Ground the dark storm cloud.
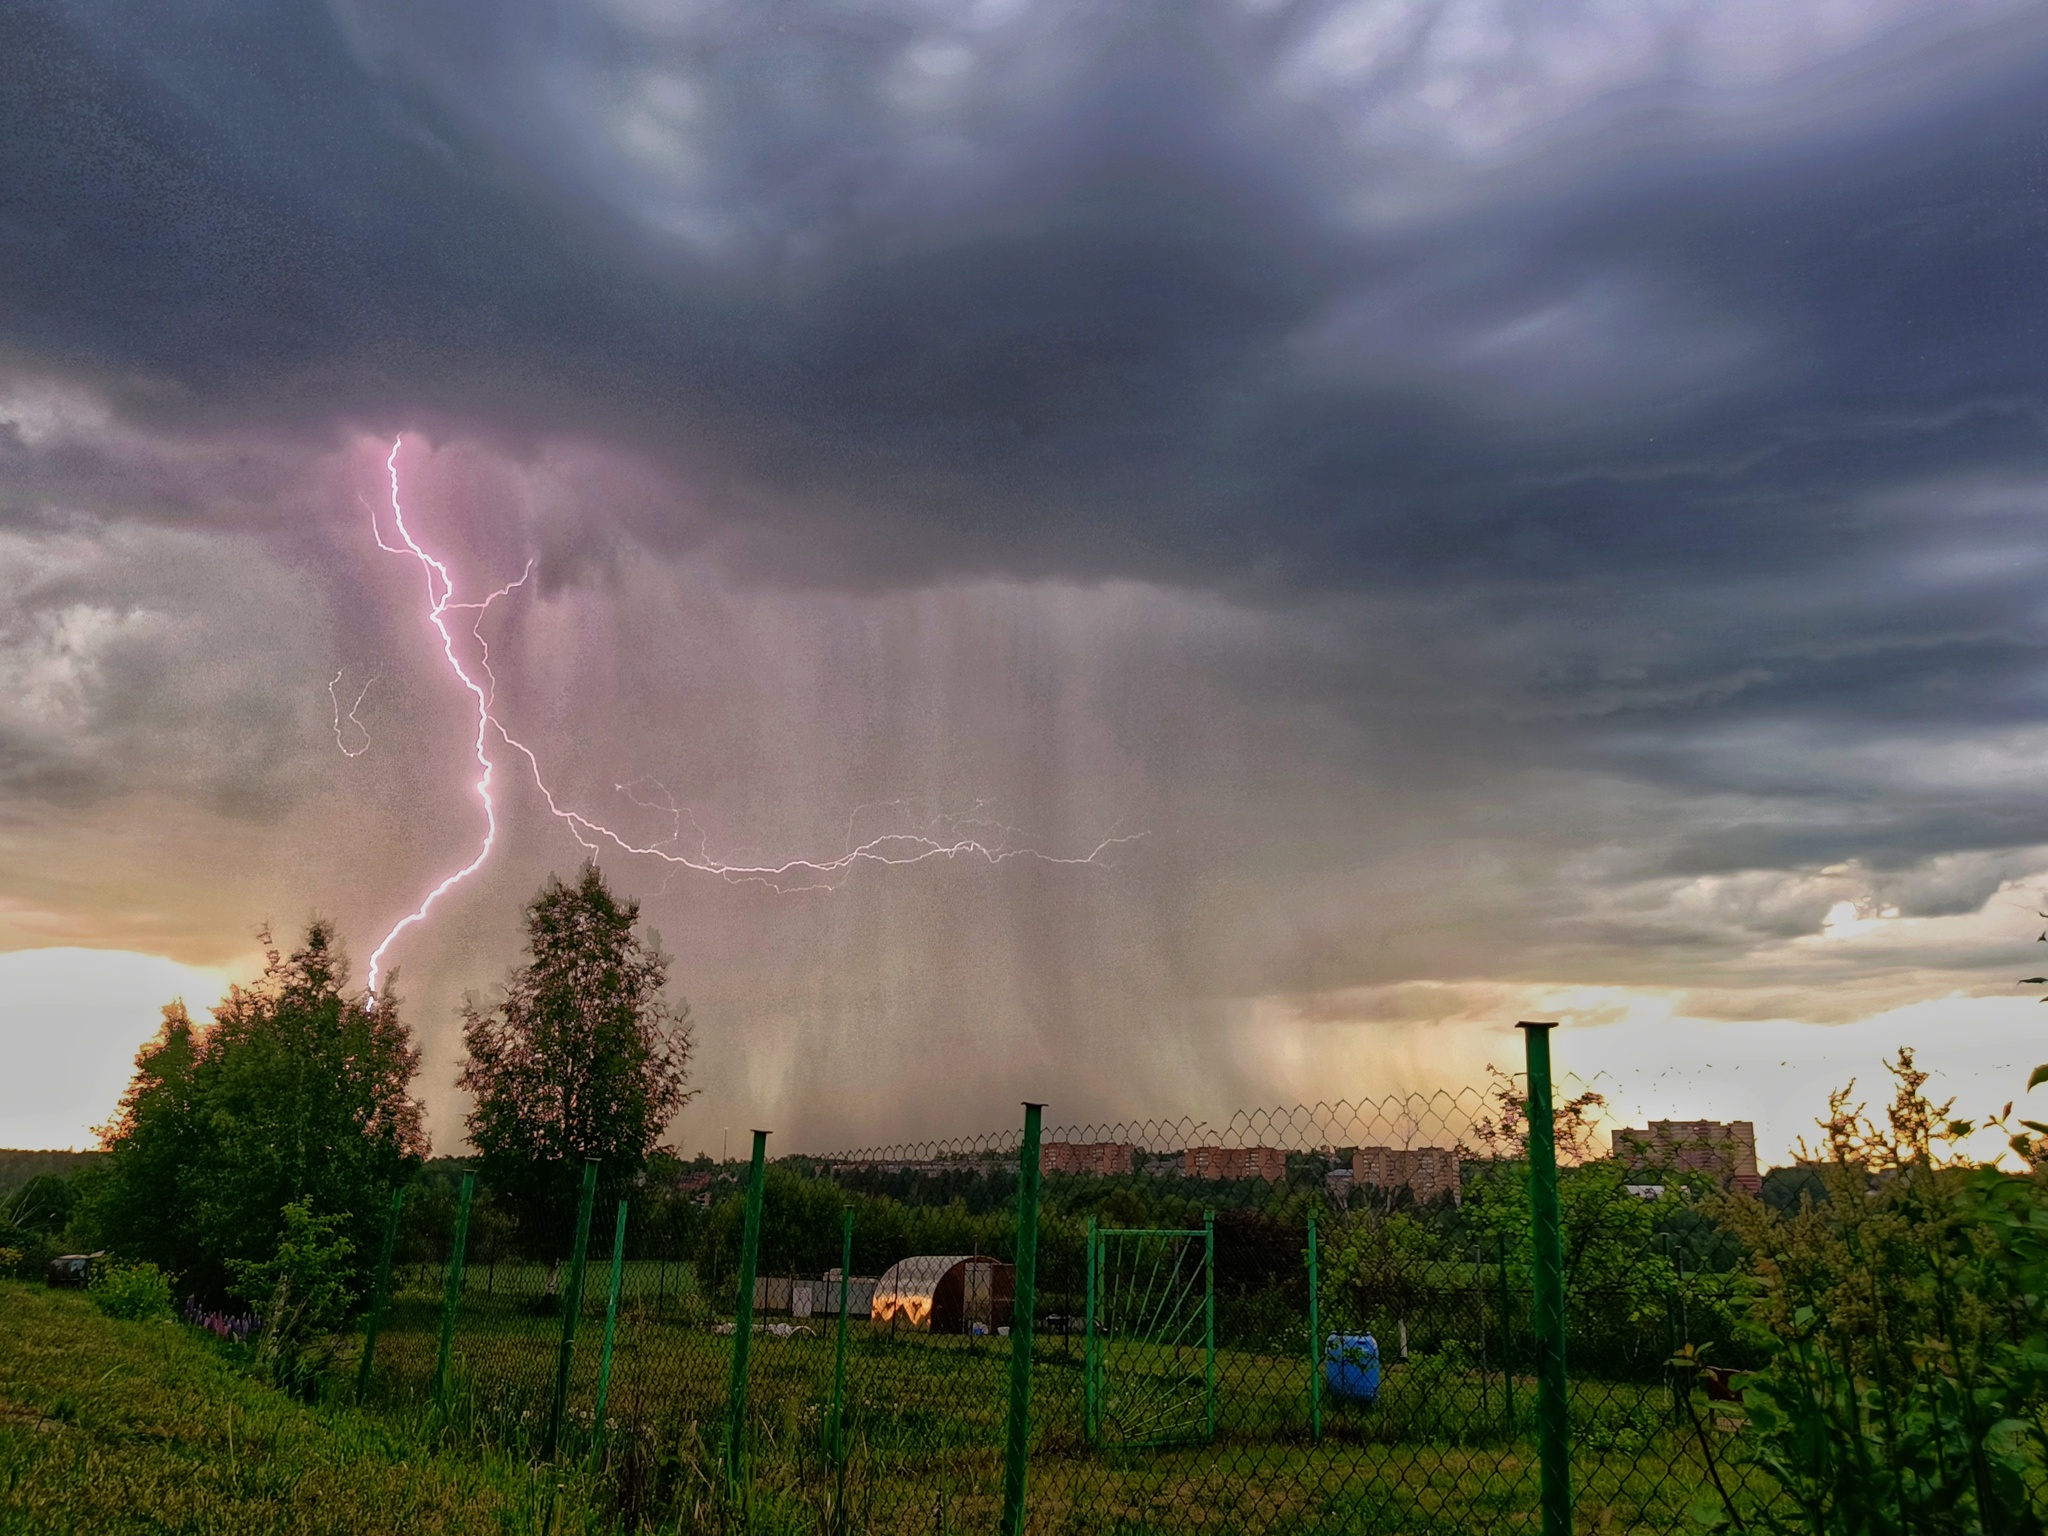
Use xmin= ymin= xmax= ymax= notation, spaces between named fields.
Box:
xmin=12 ymin=0 xmax=2048 ymax=1017
xmin=10 ymin=0 xmax=2048 ymax=600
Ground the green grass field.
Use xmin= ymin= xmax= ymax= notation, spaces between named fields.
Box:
xmin=363 ymin=1264 xmax=1779 ymax=1535
xmin=0 ymin=1282 xmax=615 ymax=1536
xmin=0 ymin=1266 xmax=1777 ymax=1534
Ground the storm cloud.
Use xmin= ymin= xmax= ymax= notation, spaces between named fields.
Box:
xmin=7 ymin=0 xmax=2048 ymax=1149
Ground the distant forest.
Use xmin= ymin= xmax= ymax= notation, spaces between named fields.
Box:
xmin=0 ymin=1150 xmax=101 ymax=1199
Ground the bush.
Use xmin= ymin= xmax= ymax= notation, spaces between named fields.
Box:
xmin=89 ymin=1259 xmax=173 ymax=1320
xmin=1705 ymin=1050 xmax=2048 ymax=1532
xmin=228 ymin=1199 xmax=358 ymax=1394
xmin=0 ymin=1221 xmax=58 ymax=1281
xmin=6 ymin=1172 xmax=79 ymax=1235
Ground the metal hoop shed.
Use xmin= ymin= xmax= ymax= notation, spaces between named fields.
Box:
xmin=871 ymin=1254 xmax=1015 ymax=1333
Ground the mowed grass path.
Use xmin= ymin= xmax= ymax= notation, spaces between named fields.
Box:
xmin=0 ymin=1283 xmax=608 ymax=1536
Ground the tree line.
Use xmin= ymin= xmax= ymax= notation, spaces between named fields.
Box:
xmin=2 ymin=865 xmax=692 ymax=1348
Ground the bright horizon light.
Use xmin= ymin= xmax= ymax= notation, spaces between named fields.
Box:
xmin=0 ymin=948 xmax=232 ymax=1151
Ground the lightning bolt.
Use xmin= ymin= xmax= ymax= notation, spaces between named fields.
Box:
xmin=328 ymin=671 xmax=374 ymax=758
xmin=363 ymin=434 xmax=1142 ymax=995
xmin=363 ymin=436 xmax=527 ymax=995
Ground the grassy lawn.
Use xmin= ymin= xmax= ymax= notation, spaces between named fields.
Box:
xmin=365 ymin=1277 xmax=1776 ymax=1535
xmin=0 ymin=1283 xmax=610 ymax=1536
xmin=0 ymin=1270 xmax=1777 ymax=1535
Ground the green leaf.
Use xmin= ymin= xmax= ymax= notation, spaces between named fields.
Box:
xmin=1985 ymin=1418 xmax=2038 ymax=1463
xmin=1685 ymin=1496 xmax=1733 ymax=1530
xmin=2030 ymin=1064 xmax=2048 ymax=1090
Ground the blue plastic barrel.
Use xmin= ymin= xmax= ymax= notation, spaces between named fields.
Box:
xmin=1324 ymin=1333 xmax=1380 ymax=1405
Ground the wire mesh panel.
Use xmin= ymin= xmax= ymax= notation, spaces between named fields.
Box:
xmin=1019 ymin=1087 xmax=1769 ymax=1534
xmin=1087 ymin=1224 xmax=1213 ymax=1449
xmin=347 ymin=1074 xmax=1812 ymax=1533
xmin=802 ymin=1131 xmax=1024 ymax=1535
xmin=1552 ymin=1141 xmax=1792 ymax=1533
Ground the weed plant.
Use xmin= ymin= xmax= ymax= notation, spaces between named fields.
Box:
xmin=86 ymin=1258 xmax=171 ymax=1321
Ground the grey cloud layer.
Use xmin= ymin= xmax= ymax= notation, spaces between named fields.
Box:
xmin=12 ymin=1 xmax=2048 ymax=583
xmin=7 ymin=0 xmax=2048 ymax=1135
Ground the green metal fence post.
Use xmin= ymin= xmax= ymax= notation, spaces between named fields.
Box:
xmin=1520 ymin=1020 xmax=1574 ymax=1536
xmin=829 ymin=1206 xmax=854 ymax=1522
xmin=725 ymin=1130 xmax=769 ymax=1508
xmin=433 ymin=1172 xmax=475 ymax=1411
xmin=1000 ymin=1103 xmax=1044 ymax=1536
xmin=1307 ymin=1213 xmax=1322 ymax=1445
xmin=1498 ymin=1230 xmax=1516 ymax=1432
xmin=591 ymin=1198 xmax=628 ymax=1446
xmin=543 ymin=1159 xmax=600 ymax=1460
xmin=1083 ymin=1215 xmax=1099 ymax=1448
xmin=355 ymin=1184 xmax=406 ymax=1404
xmin=1203 ymin=1208 xmax=1217 ymax=1444
xmin=1475 ymin=1246 xmax=1492 ymax=1421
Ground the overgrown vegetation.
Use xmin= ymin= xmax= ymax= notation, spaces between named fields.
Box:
xmin=0 ymin=1281 xmax=617 ymax=1535
xmin=1700 ymin=1051 xmax=2048 ymax=1533
xmin=0 ymin=1169 xmax=86 ymax=1283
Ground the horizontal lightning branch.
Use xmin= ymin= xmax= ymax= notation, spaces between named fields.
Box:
xmin=361 ymin=434 xmax=1142 ymax=994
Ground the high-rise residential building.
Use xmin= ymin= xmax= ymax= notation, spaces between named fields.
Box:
xmin=1040 ymin=1141 xmax=1137 ymax=1177
xmin=1352 ymin=1145 xmax=1463 ymax=1205
xmin=1183 ymin=1145 xmax=1288 ymax=1183
xmin=1611 ymin=1120 xmax=1762 ymax=1195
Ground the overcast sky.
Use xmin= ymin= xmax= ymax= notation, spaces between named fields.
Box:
xmin=8 ymin=0 xmax=2048 ymax=1156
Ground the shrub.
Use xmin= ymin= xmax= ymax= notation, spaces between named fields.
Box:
xmin=6 ymin=1172 xmax=79 ymax=1235
xmin=228 ymin=1199 xmax=358 ymax=1394
xmin=89 ymin=1259 xmax=173 ymax=1320
xmin=1705 ymin=1050 xmax=2048 ymax=1532
xmin=0 ymin=1221 xmax=58 ymax=1281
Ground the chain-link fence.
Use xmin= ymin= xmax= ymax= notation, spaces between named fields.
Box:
xmin=353 ymin=1032 xmax=1791 ymax=1533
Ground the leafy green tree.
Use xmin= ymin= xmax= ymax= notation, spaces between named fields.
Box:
xmin=90 ymin=923 xmax=427 ymax=1301
xmin=459 ymin=865 xmax=694 ymax=1260
xmin=87 ymin=1001 xmax=206 ymax=1279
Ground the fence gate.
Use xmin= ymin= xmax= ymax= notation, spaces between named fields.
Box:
xmin=1085 ymin=1220 xmax=1215 ymax=1448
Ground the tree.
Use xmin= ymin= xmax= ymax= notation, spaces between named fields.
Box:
xmin=89 ymin=923 xmax=428 ymax=1302
xmin=87 ymin=1001 xmax=206 ymax=1279
xmin=459 ymin=864 xmax=694 ymax=1259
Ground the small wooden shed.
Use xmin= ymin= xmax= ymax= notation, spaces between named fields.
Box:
xmin=870 ymin=1255 xmax=1015 ymax=1333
